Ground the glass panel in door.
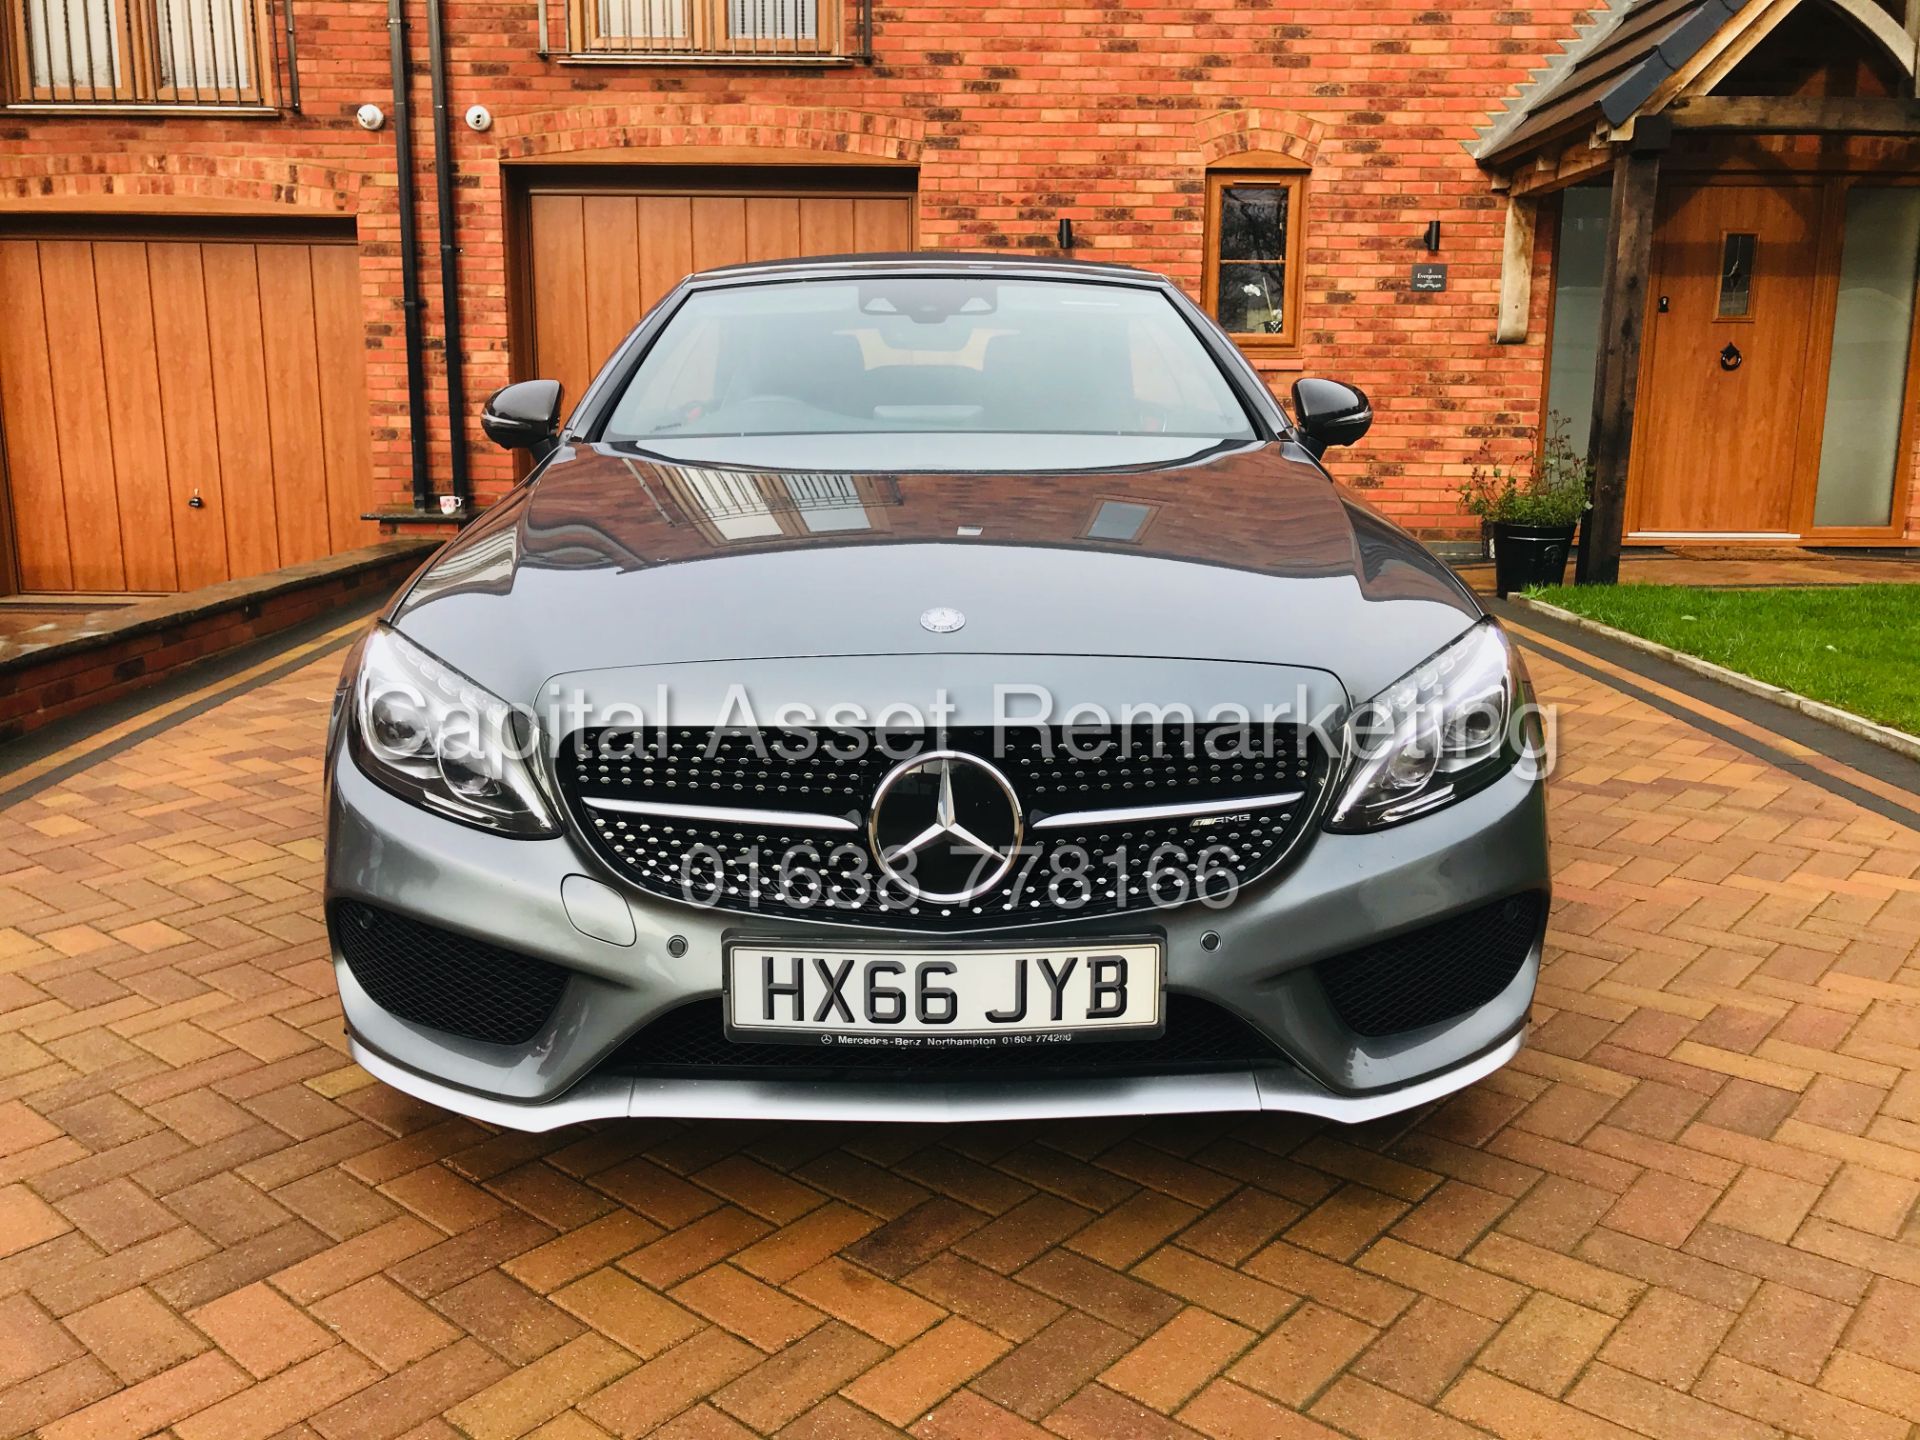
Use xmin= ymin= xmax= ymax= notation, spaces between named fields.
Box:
xmin=1546 ymin=186 xmax=1611 ymax=459
xmin=1813 ymin=188 xmax=1920 ymax=529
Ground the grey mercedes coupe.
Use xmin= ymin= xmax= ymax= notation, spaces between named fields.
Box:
xmin=324 ymin=254 xmax=1549 ymax=1129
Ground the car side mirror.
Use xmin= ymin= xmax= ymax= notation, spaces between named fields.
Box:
xmin=1291 ymin=378 xmax=1373 ymax=457
xmin=482 ymin=379 xmax=564 ymax=461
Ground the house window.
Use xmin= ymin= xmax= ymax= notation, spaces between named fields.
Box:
xmin=7 ymin=0 xmax=274 ymax=105
xmin=591 ymin=0 xmax=691 ymax=46
xmin=574 ymin=0 xmax=844 ymax=57
xmin=669 ymin=467 xmax=890 ymax=545
xmin=1204 ymin=170 xmax=1307 ymax=350
xmin=731 ymin=0 xmax=816 ymax=40
xmin=1084 ymin=500 xmax=1156 ymax=543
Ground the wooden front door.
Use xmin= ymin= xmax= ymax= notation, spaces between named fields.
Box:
xmin=1628 ymin=181 xmax=1827 ymax=537
xmin=0 ymin=218 xmax=377 ymax=594
xmin=517 ymin=167 xmax=917 ymax=411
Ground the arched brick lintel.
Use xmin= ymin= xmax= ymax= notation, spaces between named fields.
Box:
xmin=1196 ymin=109 xmax=1325 ymax=168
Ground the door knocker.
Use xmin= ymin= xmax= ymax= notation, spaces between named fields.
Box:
xmin=1719 ymin=342 xmax=1744 ymax=372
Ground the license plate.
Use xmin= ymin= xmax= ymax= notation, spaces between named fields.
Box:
xmin=724 ymin=941 xmax=1164 ymax=1047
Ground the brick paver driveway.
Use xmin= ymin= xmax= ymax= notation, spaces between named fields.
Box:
xmin=3 ymin=626 xmax=1919 ymax=1440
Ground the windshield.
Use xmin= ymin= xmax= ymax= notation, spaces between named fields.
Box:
xmin=600 ymin=276 xmax=1258 ymax=447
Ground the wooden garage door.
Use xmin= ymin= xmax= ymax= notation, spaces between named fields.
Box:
xmin=521 ymin=167 xmax=917 ymax=410
xmin=0 ymin=219 xmax=377 ymax=594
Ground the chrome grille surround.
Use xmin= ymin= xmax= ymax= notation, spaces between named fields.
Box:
xmin=555 ymin=725 xmax=1331 ymax=931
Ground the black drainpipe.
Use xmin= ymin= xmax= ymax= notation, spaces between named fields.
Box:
xmin=425 ymin=0 xmax=471 ymax=509
xmin=386 ymin=0 xmax=432 ymax=511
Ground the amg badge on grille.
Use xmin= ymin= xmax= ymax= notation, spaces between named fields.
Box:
xmin=920 ymin=606 xmax=965 ymax=634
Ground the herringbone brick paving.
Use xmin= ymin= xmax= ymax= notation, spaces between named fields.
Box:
xmin=2 ymin=644 xmax=1919 ymax=1440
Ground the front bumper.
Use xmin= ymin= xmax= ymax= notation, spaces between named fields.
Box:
xmin=326 ymin=739 xmax=1549 ymax=1128
xmin=349 ymin=1028 xmax=1528 ymax=1130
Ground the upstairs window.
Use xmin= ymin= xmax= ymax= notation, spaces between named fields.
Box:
xmin=1203 ymin=169 xmax=1308 ymax=352
xmin=7 ymin=0 xmax=276 ymax=107
xmin=571 ymin=0 xmax=855 ymax=60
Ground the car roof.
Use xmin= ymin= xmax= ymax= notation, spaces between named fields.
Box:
xmin=685 ymin=251 xmax=1168 ymax=284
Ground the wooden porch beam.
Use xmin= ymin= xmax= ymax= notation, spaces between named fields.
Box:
xmin=1504 ymin=140 xmax=1611 ymax=200
xmin=1640 ymin=0 xmax=1799 ymax=118
xmin=1495 ymin=197 xmax=1537 ymax=344
xmin=1910 ymin=0 xmax=1920 ymax=98
xmin=1577 ymin=142 xmax=1663 ymax=587
xmin=1664 ymin=95 xmax=1920 ymax=135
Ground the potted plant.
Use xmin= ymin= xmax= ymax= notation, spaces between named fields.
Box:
xmin=1460 ymin=417 xmax=1593 ymax=597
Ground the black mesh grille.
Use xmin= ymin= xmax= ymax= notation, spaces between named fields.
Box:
xmin=1314 ymin=892 xmax=1546 ymax=1037
xmin=332 ymin=901 xmax=569 ymax=1045
xmin=601 ymin=994 xmax=1291 ymax=1079
xmin=557 ymin=725 xmax=1328 ymax=932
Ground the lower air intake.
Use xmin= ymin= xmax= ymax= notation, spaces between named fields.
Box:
xmin=332 ymin=901 xmax=569 ymax=1046
xmin=602 ymin=994 xmax=1290 ymax=1079
xmin=1313 ymin=892 xmax=1547 ymax=1037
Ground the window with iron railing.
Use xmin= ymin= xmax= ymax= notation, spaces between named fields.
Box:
xmin=6 ymin=0 xmax=279 ymax=107
xmin=550 ymin=0 xmax=870 ymax=61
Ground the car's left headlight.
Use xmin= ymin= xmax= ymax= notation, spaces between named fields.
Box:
xmin=1327 ymin=620 xmax=1535 ymax=832
xmin=347 ymin=625 xmax=559 ymax=837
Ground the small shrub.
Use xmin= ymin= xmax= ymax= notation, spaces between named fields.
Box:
xmin=1460 ymin=416 xmax=1593 ymax=529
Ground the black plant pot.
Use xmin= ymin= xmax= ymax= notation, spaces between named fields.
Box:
xmin=1491 ymin=521 xmax=1576 ymax=598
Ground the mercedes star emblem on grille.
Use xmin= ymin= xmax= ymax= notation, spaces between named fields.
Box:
xmin=920 ymin=606 xmax=965 ymax=634
xmin=868 ymin=751 xmax=1023 ymax=904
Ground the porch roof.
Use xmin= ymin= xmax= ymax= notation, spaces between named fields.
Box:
xmin=1477 ymin=0 xmax=1757 ymax=166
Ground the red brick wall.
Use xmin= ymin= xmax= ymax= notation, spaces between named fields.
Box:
xmin=4 ymin=4 xmax=1632 ymax=542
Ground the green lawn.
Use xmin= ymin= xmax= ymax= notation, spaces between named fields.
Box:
xmin=1528 ymin=584 xmax=1920 ymax=736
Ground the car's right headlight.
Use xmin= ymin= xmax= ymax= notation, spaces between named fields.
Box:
xmin=1327 ymin=620 xmax=1537 ymax=832
xmin=347 ymin=625 xmax=559 ymax=837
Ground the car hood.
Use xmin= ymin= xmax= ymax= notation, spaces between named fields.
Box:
xmin=391 ymin=438 xmax=1482 ymax=706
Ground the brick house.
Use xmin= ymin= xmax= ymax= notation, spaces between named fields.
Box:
xmin=0 ymin=0 xmax=1915 ymax=596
